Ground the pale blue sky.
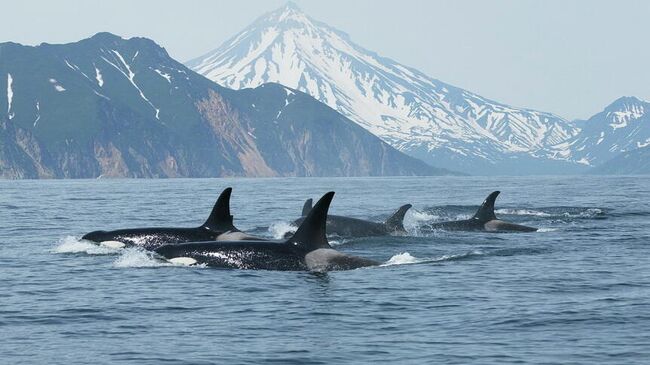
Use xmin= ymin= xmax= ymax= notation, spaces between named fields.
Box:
xmin=2 ymin=0 xmax=648 ymax=120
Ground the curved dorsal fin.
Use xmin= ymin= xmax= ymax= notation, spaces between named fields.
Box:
xmin=203 ymin=187 xmax=237 ymax=232
xmin=287 ymin=192 xmax=334 ymax=252
xmin=301 ymin=198 xmax=313 ymax=216
xmin=385 ymin=204 xmax=412 ymax=232
xmin=472 ymin=191 xmax=500 ymax=221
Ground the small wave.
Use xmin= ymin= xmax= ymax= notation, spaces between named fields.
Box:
xmin=53 ymin=236 xmax=119 ymax=255
xmin=112 ymin=248 xmax=171 ymax=268
xmin=575 ymin=208 xmax=605 ymax=218
xmin=496 ymin=208 xmax=552 ymax=217
xmin=497 ymin=207 xmax=606 ymax=219
xmin=382 ymin=250 xmax=485 ymax=267
xmin=328 ymin=239 xmax=348 ymax=246
xmin=382 ymin=252 xmax=420 ymax=266
xmin=554 ymin=208 xmax=606 ymax=219
xmin=268 ymin=221 xmax=297 ymax=240
xmin=432 ymin=250 xmax=484 ymax=262
xmin=537 ymin=227 xmax=558 ymax=232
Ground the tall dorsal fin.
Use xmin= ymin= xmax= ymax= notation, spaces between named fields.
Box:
xmin=287 ymin=192 xmax=334 ymax=252
xmin=472 ymin=191 xmax=500 ymax=221
xmin=203 ymin=187 xmax=237 ymax=232
xmin=301 ymin=198 xmax=313 ymax=216
xmin=385 ymin=204 xmax=412 ymax=232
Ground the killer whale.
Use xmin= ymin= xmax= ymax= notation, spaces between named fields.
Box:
xmin=290 ymin=198 xmax=412 ymax=238
xmin=82 ymin=187 xmax=242 ymax=249
xmin=422 ymin=191 xmax=537 ymax=232
xmin=155 ymin=192 xmax=380 ymax=271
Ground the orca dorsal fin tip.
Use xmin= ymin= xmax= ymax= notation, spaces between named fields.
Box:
xmin=385 ymin=203 xmax=413 ymax=232
xmin=203 ymin=187 xmax=237 ymax=232
xmin=301 ymin=198 xmax=313 ymax=216
xmin=473 ymin=191 xmax=499 ymax=222
xmin=288 ymin=192 xmax=334 ymax=252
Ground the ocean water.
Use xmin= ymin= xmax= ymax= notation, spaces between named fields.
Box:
xmin=1 ymin=176 xmax=649 ymax=364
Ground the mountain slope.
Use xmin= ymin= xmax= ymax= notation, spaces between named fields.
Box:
xmin=593 ymin=145 xmax=650 ymax=175
xmin=188 ymin=2 xmax=583 ymax=175
xmin=566 ymin=96 xmax=650 ymax=166
xmin=0 ymin=33 xmax=449 ymax=178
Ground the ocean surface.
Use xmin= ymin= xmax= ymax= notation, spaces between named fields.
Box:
xmin=1 ymin=176 xmax=649 ymax=364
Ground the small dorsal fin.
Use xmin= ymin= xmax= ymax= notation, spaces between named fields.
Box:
xmin=287 ymin=192 xmax=334 ymax=252
xmin=301 ymin=198 xmax=313 ymax=216
xmin=385 ymin=204 xmax=412 ymax=232
xmin=203 ymin=187 xmax=237 ymax=232
xmin=472 ymin=191 xmax=500 ymax=221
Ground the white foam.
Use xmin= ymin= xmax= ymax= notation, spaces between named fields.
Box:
xmin=112 ymin=248 xmax=169 ymax=268
xmin=407 ymin=209 xmax=440 ymax=222
xmin=382 ymin=252 xmax=420 ymax=266
xmin=404 ymin=209 xmax=439 ymax=228
xmin=53 ymin=236 xmax=119 ymax=255
xmin=496 ymin=208 xmax=551 ymax=217
xmin=382 ymin=250 xmax=484 ymax=267
xmin=580 ymin=208 xmax=604 ymax=218
xmin=537 ymin=228 xmax=558 ymax=232
xmin=327 ymin=239 xmax=347 ymax=247
xmin=268 ymin=221 xmax=297 ymax=239
xmin=404 ymin=209 xmax=442 ymax=235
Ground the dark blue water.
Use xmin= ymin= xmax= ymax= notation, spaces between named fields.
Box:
xmin=1 ymin=176 xmax=649 ymax=364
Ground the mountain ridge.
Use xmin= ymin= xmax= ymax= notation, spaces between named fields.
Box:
xmin=0 ymin=32 xmax=451 ymax=178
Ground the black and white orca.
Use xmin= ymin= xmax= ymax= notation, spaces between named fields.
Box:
xmin=289 ymin=198 xmax=412 ymax=238
xmin=82 ymin=187 xmax=243 ymax=249
xmin=155 ymin=192 xmax=380 ymax=271
xmin=422 ymin=191 xmax=537 ymax=232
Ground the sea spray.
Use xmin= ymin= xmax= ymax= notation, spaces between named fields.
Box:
xmin=268 ymin=221 xmax=297 ymax=240
xmin=53 ymin=236 xmax=120 ymax=255
xmin=382 ymin=252 xmax=420 ymax=266
xmin=113 ymin=248 xmax=170 ymax=268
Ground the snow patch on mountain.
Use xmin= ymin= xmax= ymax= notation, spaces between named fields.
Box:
xmin=6 ymin=73 xmax=13 ymax=119
xmin=153 ymin=68 xmax=172 ymax=83
xmin=33 ymin=101 xmax=40 ymax=127
xmin=104 ymin=50 xmax=159 ymax=119
xmin=94 ymin=65 xmax=104 ymax=87
xmin=49 ymin=78 xmax=66 ymax=92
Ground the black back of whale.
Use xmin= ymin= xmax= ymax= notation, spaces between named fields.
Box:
xmin=155 ymin=192 xmax=379 ymax=271
xmin=294 ymin=198 xmax=412 ymax=237
xmin=82 ymin=187 xmax=240 ymax=249
xmin=423 ymin=191 xmax=537 ymax=232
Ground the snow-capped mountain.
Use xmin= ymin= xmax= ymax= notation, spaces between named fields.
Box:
xmin=187 ymin=2 xmax=582 ymax=174
xmin=566 ymin=96 xmax=650 ymax=166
